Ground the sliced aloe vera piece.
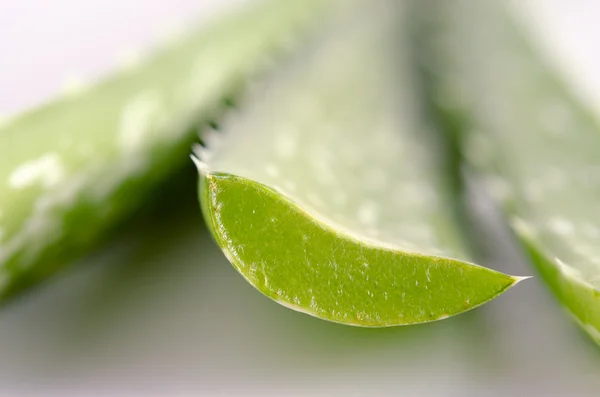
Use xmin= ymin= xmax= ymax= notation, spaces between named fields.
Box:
xmin=0 ymin=0 xmax=333 ymax=300
xmin=416 ymin=1 xmax=600 ymax=342
xmin=195 ymin=0 xmax=521 ymax=327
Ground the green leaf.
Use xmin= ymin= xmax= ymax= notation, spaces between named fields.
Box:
xmin=196 ymin=0 xmax=522 ymax=327
xmin=416 ymin=1 xmax=600 ymax=343
xmin=0 ymin=0 xmax=332 ymax=300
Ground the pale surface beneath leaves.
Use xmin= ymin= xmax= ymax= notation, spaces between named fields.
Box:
xmin=0 ymin=190 xmax=597 ymax=396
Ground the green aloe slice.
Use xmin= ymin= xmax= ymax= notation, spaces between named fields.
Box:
xmin=416 ymin=1 xmax=600 ymax=342
xmin=195 ymin=0 xmax=522 ymax=327
xmin=0 ymin=0 xmax=333 ymax=300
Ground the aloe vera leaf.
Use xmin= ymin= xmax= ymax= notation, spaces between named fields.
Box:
xmin=416 ymin=0 xmax=600 ymax=342
xmin=0 ymin=0 xmax=334 ymax=300
xmin=195 ymin=0 xmax=522 ymax=327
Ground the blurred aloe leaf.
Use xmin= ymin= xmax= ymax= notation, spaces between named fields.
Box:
xmin=196 ymin=0 xmax=522 ymax=327
xmin=0 ymin=0 xmax=335 ymax=301
xmin=415 ymin=0 xmax=600 ymax=343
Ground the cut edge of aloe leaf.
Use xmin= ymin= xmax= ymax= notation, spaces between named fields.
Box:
xmin=195 ymin=166 xmax=525 ymax=328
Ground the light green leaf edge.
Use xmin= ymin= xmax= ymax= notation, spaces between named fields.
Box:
xmin=414 ymin=0 xmax=600 ymax=343
xmin=195 ymin=0 xmax=523 ymax=327
xmin=0 ymin=0 xmax=333 ymax=301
